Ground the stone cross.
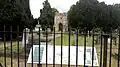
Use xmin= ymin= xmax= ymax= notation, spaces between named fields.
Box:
xmin=34 ymin=21 xmax=42 ymax=32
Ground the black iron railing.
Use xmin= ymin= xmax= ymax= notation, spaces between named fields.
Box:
xmin=0 ymin=25 xmax=120 ymax=67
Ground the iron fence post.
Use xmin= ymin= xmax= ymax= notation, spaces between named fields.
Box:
xmin=37 ymin=64 xmax=42 ymax=67
xmin=102 ymin=34 xmax=109 ymax=67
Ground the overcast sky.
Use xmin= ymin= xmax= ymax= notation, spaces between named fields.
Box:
xmin=30 ymin=0 xmax=120 ymax=18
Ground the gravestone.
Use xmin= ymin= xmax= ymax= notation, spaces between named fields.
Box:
xmin=22 ymin=28 xmax=30 ymax=47
xmin=96 ymin=36 xmax=101 ymax=45
xmin=112 ymin=34 xmax=117 ymax=45
xmin=108 ymin=36 xmax=117 ymax=45
xmin=108 ymin=38 xmax=111 ymax=44
xmin=47 ymin=28 xmax=52 ymax=36
xmin=93 ymin=28 xmax=102 ymax=45
xmin=47 ymin=28 xmax=51 ymax=33
xmin=27 ymin=45 xmax=99 ymax=67
xmin=34 ymin=21 xmax=42 ymax=32
xmin=33 ymin=21 xmax=44 ymax=38
xmin=74 ymin=31 xmax=77 ymax=46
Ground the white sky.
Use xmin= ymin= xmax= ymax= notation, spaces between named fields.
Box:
xmin=30 ymin=0 xmax=120 ymax=18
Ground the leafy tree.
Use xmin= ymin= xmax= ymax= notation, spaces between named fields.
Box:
xmin=0 ymin=0 xmax=7 ymax=8
xmin=0 ymin=0 xmax=33 ymax=40
xmin=68 ymin=0 xmax=99 ymax=31
xmin=31 ymin=18 xmax=38 ymax=28
xmin=52 ymin=8 xmax=59 ymax=15
xmin=39 ymin=0 xmax=58 ymax=31
xmin=39 ymin=0 xmax=53 ymax=29
xmin=68 ymin=0 xmax=120 ymax=33
xmin=110 ymin=4 xmax=120 ymax=27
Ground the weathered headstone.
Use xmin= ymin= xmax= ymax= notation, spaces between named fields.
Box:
xmin=47 ymin=28 xmax=51 ymax=33
xmin=96 ymin=36 xmax=101 ymax=45
xmin=108 ymin=38 xmax=111 ymax=44
xmin=74 ymin=31 xmax=77 ymax=46
xmin=27 ymin=45 xmax=99 ymax=67
xmin=22 ymin=28 xmax=30 ymax=47
xmin=108 ymin=37 xmax=117 ymax=45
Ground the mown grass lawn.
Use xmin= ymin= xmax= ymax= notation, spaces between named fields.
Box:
xmin=0 ymin=43 xmax=23 ymax=53
xmin=0 ymin=41 xmax=25 ymax=67
xmin=51 ymin=34 xmax=93 ymax=46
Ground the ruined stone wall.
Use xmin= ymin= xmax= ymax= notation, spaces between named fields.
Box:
xmin=54 ymin=12 xmax=68 ymax=32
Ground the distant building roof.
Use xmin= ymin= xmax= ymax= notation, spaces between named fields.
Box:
xmin=55 ymin=12 xmax=67 ymax=16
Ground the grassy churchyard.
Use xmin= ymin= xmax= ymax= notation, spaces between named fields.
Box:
xmin=0 ymin=34 xmax=119 ymax=67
